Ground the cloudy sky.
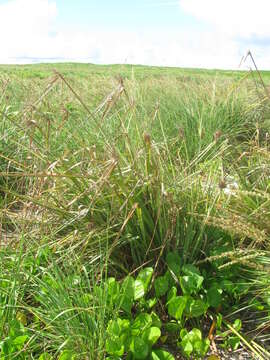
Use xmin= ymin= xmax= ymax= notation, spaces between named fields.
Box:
xmin=0 ymin=0 xmax=270 ymax=69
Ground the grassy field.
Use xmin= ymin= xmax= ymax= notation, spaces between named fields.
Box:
xmin=0 ymin=63 xmax=270 ymax=359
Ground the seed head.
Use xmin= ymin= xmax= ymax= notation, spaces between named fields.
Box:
xmin=219 ymin=180 xmax=226 ymax=189
xmin=214 ymin=130 xmax=222 ymax=141
xmin=143 ymin=132 xmax=151 ymax=145
xmin=178 ymin=127 xmax=185 ymax=139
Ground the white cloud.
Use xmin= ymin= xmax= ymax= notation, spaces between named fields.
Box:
xmin=179 ymin=0 xmax=270 ymax=69
xmin=0 ymin=0 xmax=57 ymax=62
xmin=0 ymin=0 xmax=269 ymax=69
xmin=179 ymin=0 xmax=270 ymax=38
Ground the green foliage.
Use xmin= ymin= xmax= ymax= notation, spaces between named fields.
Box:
xmin=120 ymin=276 xmax=135 ymax=313
xmin=104 ymin=259 xmax=251 ymax=359
xmin=167 ymin=296 xmax=188 ymax=321
xmin=178 ymin=328 xmax=210 ymax=358
xmin=216 ymin=318 xmax=243 ymax=352
xmin=39 ymin=353 xmax=53 ymax=360
xmin=207 ymin=285 xmax=222 ymax=308
xmin=185 ymin=297 xmax=208 ymax=318
xmin=130 ymin=337 xmax=149 ymax=359
xmin=0 ymin=64 xmax=269 ymax=359
xmin=0 ymin=319 xmax=29 ymax=359
xmin=134 ymin=268 xmax=153 ymax=301
xmin=179 ymin=265 xmax=204 ymax=295
xmin=166 ymin=252 xmax=182 ymax=277
xmin=105 ymin=269 xmax=165 ymax=359
xmin=58 ymin=351 xmax=76 ymax=360
xmin=106 ymin=313 xmax=161 ymax=359
xmin=137 ymin=268 xmax=154 ymax=293
xmin=150 ymin=349 xmax=175 ymax=360
xmin=154 ymin=276 xmax=169 ymax=298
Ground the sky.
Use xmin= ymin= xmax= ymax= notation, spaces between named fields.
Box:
xmin=0 ymin=0 xmax=270 ymax=69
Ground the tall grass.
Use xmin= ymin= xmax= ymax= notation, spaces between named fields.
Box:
xmin=0 ymin=64 xmax=269 ymax=358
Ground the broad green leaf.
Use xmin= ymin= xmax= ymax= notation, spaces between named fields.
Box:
xmin=180 ymin=328 xmax=188 ymax=339
xmin=119 ymin=319 xmax=131 ymax=333
xmin=140 ymin=297 xmax=157 ymax=309
xmin=106 ymin=338 xmax=125 ymax=357
xmin=107 ymin=319 xmax=121 ymax=337
xmin=150 ymin=312 xmax=162 ymax=329
xmin=163 ymin=321 xmax=181 ymax=333
xmin=185 ymin=298 xmax=208 ymax=318
xmin=193 ymin=340 xmax=205 ymax=355
xmin=180 ymin=264 xmax=203 ymax=295
xmin=180 ymin=339 xmax=193 ymax=357
xmin=227 ymin=336 xmax=240 ymax=351
xmin=121 ymin=331 xmax=132 ymax=352
xmin=132 ymin=313 xmax=152 ymax=335
xmin=207 ymin=286 xmax=222 ymax=308
xmin=166 ymin=252 xmax=181 ymax=276
xmin=194 ymin=338 xmax=210 ymax=356
xmin=120 ymin=276 xmax=135 ymax=313
xmin=130 ymin=337 xmax=149 ymax=359
xmin=233 ymin=319 xmax=242 ymax=331
xmin=134 ymin=280 xmax=145 ymax=300
xmin=180 ymin=328 xmax=201 ymax=343
xmin=107 ymin=318 xmax=130 ymax=337
xmin=136 ymin=267 xmax=153 ymax=293
xmin=167 ymin=296 xmax=187 ymax=321
xmin=13 ymin=335 xmax=29 ymax=347
xmin=166 ymin=286 xmax=177 ymax=304
xmin=146 ymin=298 xmax=157 ymax=309
xmin=187 ymin=328 xmax=202 ymax=341
xmin=154 ymin=276 xmax=169 ymax=298
xmin=182 ymin=264 xmax=201 ymax=276
xmin=150 ymin=349 xmax=175 ymax=360
xmin=179 ymin=275 xmax=204 ymax=295
xmin=142 ymin=327 xmax=161 ymax=346
xmin=179 ymin=328 xmax=208 ymax=357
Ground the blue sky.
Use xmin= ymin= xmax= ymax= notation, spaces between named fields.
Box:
xmin=0 ymin=0 xmax=270 ymax=69
xmin=54 ymin=1 xmax=202 ymax=31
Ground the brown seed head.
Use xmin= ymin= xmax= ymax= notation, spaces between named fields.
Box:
xmin=214 ymin=130 xmax=222 ymax=141
xmin=178 ymin=127 xmax=185 ymax=139
xmin=143 ymin=132 xmax=151 ymax=145
xmin=219 ymin=180 xmax=226 ymax=189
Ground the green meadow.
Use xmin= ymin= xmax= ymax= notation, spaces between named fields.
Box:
xmin=0 ymin=63 xmax=269 ymax=359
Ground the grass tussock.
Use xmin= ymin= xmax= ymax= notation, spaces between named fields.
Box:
xmin=0 ymin=64 xmax=269 ymax=359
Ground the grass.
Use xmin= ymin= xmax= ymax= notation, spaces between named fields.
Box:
xmin=0 ymin=63 xmax=269 ymax=359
